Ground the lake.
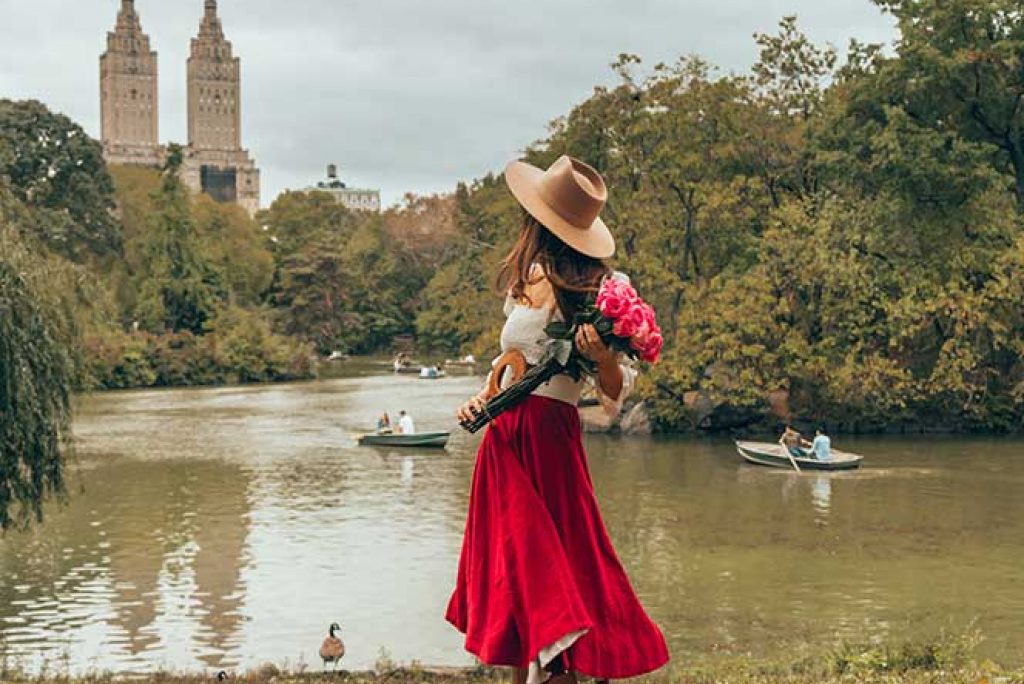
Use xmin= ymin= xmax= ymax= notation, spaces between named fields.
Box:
xmin=2 ymin=360 xmax=1022 ymax=674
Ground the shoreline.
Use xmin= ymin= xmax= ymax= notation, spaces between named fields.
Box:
xmin=70 ymin=360 xmax=1024 ymax=437
xmin=5 ymin=638 xmax=1023 ymax=684
xmin=4 ymin=661 xmax=1021 ymax=684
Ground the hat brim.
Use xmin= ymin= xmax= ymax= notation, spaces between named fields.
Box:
xmin=504 ymin=161 xmax=616 ymax=259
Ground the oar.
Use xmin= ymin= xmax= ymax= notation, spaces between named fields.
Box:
xmin=779 ymin=439 xmax=802 ymax=473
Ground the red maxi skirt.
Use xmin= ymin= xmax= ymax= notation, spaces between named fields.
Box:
xmin=445 ymin=395 xmax=669 ymax=680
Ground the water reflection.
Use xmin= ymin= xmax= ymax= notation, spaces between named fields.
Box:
xmin=1 ymin=369 xmax=1023 ymax=674
xmin=810 ymin=475 xmax=832 ymax=522
xmin=401 ymin=457 xmax=415 ymax=487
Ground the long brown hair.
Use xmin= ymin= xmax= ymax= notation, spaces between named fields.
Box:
xmin=498 ymin=211 xmax=610 ymax=321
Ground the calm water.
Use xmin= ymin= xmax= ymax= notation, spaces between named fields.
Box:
xmin=2 ymin=360 xmax=1022 ymax=674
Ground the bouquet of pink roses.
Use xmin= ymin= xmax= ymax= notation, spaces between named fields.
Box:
xmin=459 ymin=276 xmax=663 ymax=433
xmin=589 ymin=277 xmax=664 ymax=363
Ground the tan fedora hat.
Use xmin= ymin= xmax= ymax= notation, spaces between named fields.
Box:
xmin=504 ymin=155 xmax=615 ymax=259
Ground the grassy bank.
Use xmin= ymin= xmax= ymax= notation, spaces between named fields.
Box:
xmin=4 ymin=637 xmax=1023 ymax=684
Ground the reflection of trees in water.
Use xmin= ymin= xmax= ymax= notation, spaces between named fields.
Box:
xmin=101 ymin=459 xmax=194 ymax=654
xmin=0 ymin=455 xmax=252 ymax=668
xmin=191 ymin=464 xmax=250 ymax=668
xmin=102 ymin=458 xmax=250 ymax=664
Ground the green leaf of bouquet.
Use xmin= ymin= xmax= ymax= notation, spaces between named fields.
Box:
xmin=545 ymin=322 xmax=572 ymax=339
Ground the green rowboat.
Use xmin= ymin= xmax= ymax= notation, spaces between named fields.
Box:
xmin=735 ymin=440 xmax=863 ymax=471
xmin=357 ymin=431 xmax=450 ymax=448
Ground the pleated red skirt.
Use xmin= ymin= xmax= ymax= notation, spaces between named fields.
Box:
xmin=445 ymin=395 xmax=670 ymax=680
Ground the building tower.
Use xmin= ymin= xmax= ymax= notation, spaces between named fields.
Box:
xmin=99 ymin=0 xmax=161 ymax=166
xmin=183 ymin=0 xmax=260 ymax=214
xmin=187 ymin=0 xmax=240 ymax=150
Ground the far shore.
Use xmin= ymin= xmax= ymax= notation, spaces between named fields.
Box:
xmin=73 ymin=355 xmax=1024 ymax=436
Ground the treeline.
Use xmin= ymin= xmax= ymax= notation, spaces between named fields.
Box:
xmin=417 ymin=1 xmax=1024 ymax=433
xmin=0 ymin=99 xmax=456 ymax=397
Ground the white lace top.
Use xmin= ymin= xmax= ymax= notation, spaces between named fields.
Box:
xmin=493 ymin=277 xmax=636 ymax=418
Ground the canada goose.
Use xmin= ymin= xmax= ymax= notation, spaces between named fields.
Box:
xmin=319 ymin=622 xmax=345 ymax=671
xmin=215 ymin=672 xmax=229 ymax=681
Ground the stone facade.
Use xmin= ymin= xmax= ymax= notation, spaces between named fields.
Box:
xmin=307 ymin=164 xmax=382 ymax=213
xmin=100 ymin=0 xmax=162 ymax=167
xmin=185 ymin=0 xmax=260 ymax=214
xmin=100 ymin=0 xmax=260 ymax=215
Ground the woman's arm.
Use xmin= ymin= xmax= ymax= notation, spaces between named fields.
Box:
xmin=576 ymin=323 xmax=624 ymax=401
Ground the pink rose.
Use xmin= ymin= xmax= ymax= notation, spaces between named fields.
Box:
xmin=596 ymin=279 xmax=638 ymax=319
xmin=640 ymin=330 xmax=664 ymax=363
xmin=630 ymin=320 xmax=652 ymax=352
xmin=613 ymin=303 xmax=646 ymax=338
xmin=613 ymin=315 xmax=638 ymax=338
xmin=640 ymin=302 xmax=658 ymax=331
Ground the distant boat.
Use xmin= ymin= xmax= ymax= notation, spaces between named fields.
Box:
xmin=445 ymin=355 xmax=477 ymax=369
xmin=393 ymin=358 xmax=419 ymax=374
xmin=357 ymin=431 xmax=450 ymax=448
xmin=735 ymin=440 xmax=863 ymax=471
xmin=418 ymin=366 xmax=445 ymax=379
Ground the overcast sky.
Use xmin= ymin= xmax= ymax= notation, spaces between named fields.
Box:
xmin=1 ymin=1 xmax=895 ymax=208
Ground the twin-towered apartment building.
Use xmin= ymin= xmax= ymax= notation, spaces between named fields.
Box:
xmin=100 ymin=0 xmax=260 ymax=214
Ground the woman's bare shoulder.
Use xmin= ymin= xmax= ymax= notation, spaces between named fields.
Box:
xmin=521 ymin=267 xmax=554 ymax=309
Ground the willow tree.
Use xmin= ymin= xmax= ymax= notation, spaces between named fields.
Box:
xmin=0 ymin=199 xmax=75 ymax=531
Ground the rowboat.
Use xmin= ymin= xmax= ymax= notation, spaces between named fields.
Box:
xmin=357 ymin=431 xmax=450 ymax=448
xmin=735 ymin=440 xmax=863 ymax=471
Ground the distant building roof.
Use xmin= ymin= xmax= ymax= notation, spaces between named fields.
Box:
xmin=306 ymin=163 xmax=381 ymax=211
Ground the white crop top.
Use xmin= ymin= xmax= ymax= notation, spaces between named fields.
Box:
xmin=493 ymin=284 xmax=636 ymax=417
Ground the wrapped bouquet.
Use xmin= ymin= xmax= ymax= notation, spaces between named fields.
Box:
xmin=459 ymin=276 xmax=663 ymax=434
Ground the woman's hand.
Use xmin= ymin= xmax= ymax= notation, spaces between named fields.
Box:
xmin=575 ymin=323 xmax=616 ymax=367
xmin=457 ymin=391 xmax=490 ymax=424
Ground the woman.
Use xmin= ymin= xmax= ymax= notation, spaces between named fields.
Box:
xmin=446 ymin=155 xmax=669 ymax=684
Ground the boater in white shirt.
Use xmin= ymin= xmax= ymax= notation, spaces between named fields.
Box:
xmin=397 ymin=410 xmax=415 ymax=435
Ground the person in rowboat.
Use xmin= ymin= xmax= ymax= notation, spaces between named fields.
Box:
xmin=809 ymin=428 xmax=832 ymax=461
xmin=779 ymin=425 xmax=807 ymax=458
xmin=376 ymin=412 xmax=393 ymax=434
xmin=397 ymin=410 xmax=416 ymax=435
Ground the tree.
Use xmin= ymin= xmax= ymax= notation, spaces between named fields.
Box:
xmin=133 ymin=145 xmax=225 ymax=334
xmin=193 ymin=194 xmax=274 ymax=305
xmin=866 ymin=0 xmax=1024 ymax=211
xmin=262 ymin=191 xmax=360 ymax=353
xmin=0 ymin=99 xmax=121 ymax=260
xmin=0 ymin=188 xmax=75 ymax=530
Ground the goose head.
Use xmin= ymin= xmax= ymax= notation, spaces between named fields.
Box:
xmin=329 ymin=622 xmax=341 ymax=637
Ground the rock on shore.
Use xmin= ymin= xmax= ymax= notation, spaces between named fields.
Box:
xmin=579 ymin=401 xmax=652 ymax=435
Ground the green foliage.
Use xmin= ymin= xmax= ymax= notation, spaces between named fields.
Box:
xmin=0 ymin=210 xmax=74 ymax=531
xmin=262 ymin=191 xmax=360 ymax=353
xmin=0 ymin=99 xmax=120 ymax=260
xmin=415 ymin=176 xmax=519 ymax=356
xmin=207 ymin=306 xmax=315 ymax=383
xmin=193 ymin=194 xmax=274 ymax=305
xmin=83 ymin=308 xmax=314 ymax=390
xmin=263 ymin=191 xmax=437 ymax=354
xmin=869 ymin=0 xmax=1024 ymax=211
xmin=133 ymin=145 xmax=225 ymax=334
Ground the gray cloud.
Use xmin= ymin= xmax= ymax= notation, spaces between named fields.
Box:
xmin=0 ymin=0 xmax=895 ymax=206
